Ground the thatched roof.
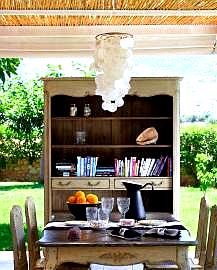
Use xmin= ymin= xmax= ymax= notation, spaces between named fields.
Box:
xmin=0 ymin=0 xmax=216 ymax=56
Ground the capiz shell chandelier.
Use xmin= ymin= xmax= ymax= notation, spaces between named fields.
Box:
xmin=94 ymin=32 xmax=134 ymax=112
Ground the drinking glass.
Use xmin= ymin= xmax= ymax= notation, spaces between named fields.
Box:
xmin=86 ymin=206 xmax=98 ymax=227
xmin=101 ymin=197 xmax=114 ymax=221
xmin=98 ymin=208 xmax=109 ymax=229
xmin=117 ymin=197 xmax=130 ymax=219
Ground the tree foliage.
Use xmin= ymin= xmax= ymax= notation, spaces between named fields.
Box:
xmin=180 ymin=124 xmax=217 ymax=188
xmin=0 ymin=76 xmax=44 ymax=165
xmin=0 ymin=58 xmax=20 ymax=83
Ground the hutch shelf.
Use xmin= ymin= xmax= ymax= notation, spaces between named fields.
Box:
xmin=43 ymin=77 xmax=181 ymax=223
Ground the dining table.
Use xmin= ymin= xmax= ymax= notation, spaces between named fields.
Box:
xmin=38 ymin=213 xmax=197 ymax=270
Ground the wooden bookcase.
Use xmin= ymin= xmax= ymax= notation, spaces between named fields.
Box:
xmin=43 ymin=77 xmax=181 ymax=223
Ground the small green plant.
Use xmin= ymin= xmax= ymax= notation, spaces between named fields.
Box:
xmin=195 ymin=153 xmax=217 ymax=193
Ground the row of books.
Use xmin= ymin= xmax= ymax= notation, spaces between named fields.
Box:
xmin=76 ymin=156 xmax=98 ymax=177
xmin=56 ymin=156 xmax=172 ymax=177
xmin=114 ymin=156 xmax=172 ymax=177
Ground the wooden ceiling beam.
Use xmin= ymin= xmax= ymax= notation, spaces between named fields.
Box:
xmin=0 ymin=25 xmax=216 ymax=37
xmin=0 ymin=25 xmax=216 ymax=57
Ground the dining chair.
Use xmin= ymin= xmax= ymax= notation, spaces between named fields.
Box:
xmin=205 ymin=205 xmax=217 ymax=270
xmin=190 ymin=204 xmax=217 ymax=270
xmin=190 ymin=196 xmax=209 ymax=268
xmin=25 ymin=196 xmax=44 ymax=270
xmin=204 ymin=204 xmax=217 ymax=270
xmin=145 ymin=196 xmax=209 ymax=270
xmin=10 ymin=205 xmax=28 ymax=270
xmin=25 ymin=196 xmax=89 ymax=270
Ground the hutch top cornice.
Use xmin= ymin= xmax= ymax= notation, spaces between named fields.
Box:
xmin=42 ymin=77 xmax=182 ymax=98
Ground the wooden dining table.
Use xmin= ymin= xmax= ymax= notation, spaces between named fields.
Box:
xmin=38 ymin=215 xmax=196 ymax=270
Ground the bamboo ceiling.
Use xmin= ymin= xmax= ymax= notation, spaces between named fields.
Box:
xmin=0 ymin=0 xmax=217 ymax=26
xmin=0 ymin=0 xmax=217 ymax=10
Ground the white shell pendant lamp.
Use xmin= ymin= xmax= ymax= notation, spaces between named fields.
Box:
xmin=93 ymin=32 xmax=134 ymax=112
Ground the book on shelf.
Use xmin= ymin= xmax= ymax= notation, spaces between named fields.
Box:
xmin=156 ymin=156 xmax=168 ymax=176
xmin=86 ymin=156 xmax=91 ymax=177
xmin=146 ymin=158 xmax=156 ymax=176
xmin=131 ymin=156 xmax=137 ymax=177
xmin=167 ymin=156 xmax=173 ymax=177
xmin=142 ymin=158 xmax=151 ymax=176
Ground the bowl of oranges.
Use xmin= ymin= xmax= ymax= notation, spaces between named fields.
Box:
xmin=67 ymin=191 xmax=100 ymax=220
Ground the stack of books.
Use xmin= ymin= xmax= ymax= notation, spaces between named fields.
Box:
xmin=55 ymin=162 xmax=76 ymax=177
xmin=95 ymin=167 xmax=115 ymax=177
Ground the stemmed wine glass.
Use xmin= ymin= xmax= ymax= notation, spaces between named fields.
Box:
xmin=101 ymin=197 xmax=114 ymax=223
xmin=117 ymin=197 xmax=130 ymax=219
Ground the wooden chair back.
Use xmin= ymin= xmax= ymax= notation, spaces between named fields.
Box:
xmin=204 ymin=204 xmax=217 ymax=270
xmin=195 ymin=196 xmax=209 ymax=266
xmin=25 ymin=196 xmax=41 ymax=270
xmin=146 ymin=196 xmax=209 ymax=270
xmin=10 ymin=205 xmax=28 ymax=270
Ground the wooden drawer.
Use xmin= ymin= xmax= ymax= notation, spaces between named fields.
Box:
xmin=52 ymin=177 xmax=110 ymax=189
xmin=114 ymin=177 xmax=172 ymax=190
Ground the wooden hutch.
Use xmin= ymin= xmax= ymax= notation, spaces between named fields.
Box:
xmin=43 ymin=77 xmax=181 ymax=223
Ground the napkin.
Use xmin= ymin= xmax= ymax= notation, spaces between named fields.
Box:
xmin=111 ymin=228 xmax=142 ymax=239
xmin=144 ymin=228 xmax=181 ymax=239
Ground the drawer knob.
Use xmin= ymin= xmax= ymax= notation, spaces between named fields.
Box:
xmin=88 ymin=181 xmax=100 ymax=186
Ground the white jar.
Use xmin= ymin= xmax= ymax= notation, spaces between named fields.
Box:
xmin=84 ymin=104 xmax=91 ymax=117
xmin=70 ymin=104 xmax=77 ymax=117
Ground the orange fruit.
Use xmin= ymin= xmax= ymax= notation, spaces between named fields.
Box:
xmin=75 ymin=190 xmax=85 ymax=198
xmin=76 ymin=195 xmax=87 ymax=204
xmin=86 ymin=194 xmax=99 ymax=204
xmin=67 ymin=195 xmax=76 ymax=204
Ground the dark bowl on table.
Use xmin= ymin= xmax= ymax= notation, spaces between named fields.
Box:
xmin=67 ymin=202 xmax=100 ymax=220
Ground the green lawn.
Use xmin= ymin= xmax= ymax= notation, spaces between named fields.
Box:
xmin=0 ymin=182 xmax=216 ymax=251
xmin=0 ymin=182 xmax=44 ymax=251
xmin=180 ymin=187 xmax=217 ymax=239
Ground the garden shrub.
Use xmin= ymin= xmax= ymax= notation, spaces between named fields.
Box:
xmin=0 ymin=76 xmax=44 ymax=165
xmin=180 ymin=124 xmax=217 ymax=188
xmin=195 ymin=153 xmax=217 ymax=192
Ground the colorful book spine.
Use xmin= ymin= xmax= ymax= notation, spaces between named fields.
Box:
xmin=131 ymin=157 xmax=137 ymax=176
xmin=146 ymin=158 xmax=156 ymax=176
xmin=151 ymin=156 xmax=163 ymax=176
xmin=76 ymin=156 xmax=81 ymax=177
xmin=156 ymin=156 xmax=168 ymax=176
xmin=86 ymin=156 xmax=91 ymax=177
